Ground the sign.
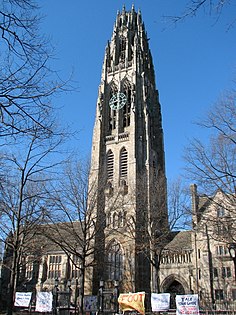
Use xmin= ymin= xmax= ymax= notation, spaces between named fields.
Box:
xmin=84 ymin=295 xmax=98 ymax=312
xmin=35 ymin=292 xmax=53 ymax=312
xmin=118 ymin=292 xmax=145 ymax=315
xmin=14 ymin=292 xmax=32 ymax=307
xmin=176 ymin=294 xmax=199 ymax=315
xmin=151 ymin=293 xmax=170 ymax=312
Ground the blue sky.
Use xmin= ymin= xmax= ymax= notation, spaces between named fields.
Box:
xmin=40 ymin=1 xmax=236 ymax=182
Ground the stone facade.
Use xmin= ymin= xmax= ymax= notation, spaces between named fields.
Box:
xmin=89 ymin=5 xmax=168 ymax=295
xmin=2 ymin=185 xmax=235 ymax=310
xmin=158 ymin=185 xmax=236 ymax=310
xmin=1 ymin=6 xmax=235 ymax=312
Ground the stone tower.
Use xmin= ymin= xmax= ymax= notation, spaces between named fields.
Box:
xmin=89 ymin=5 xmax=168 ymax=295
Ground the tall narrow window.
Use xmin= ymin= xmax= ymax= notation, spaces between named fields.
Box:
xmin=122 ymin=211 xmax=127 ymax=227
xmin=24 ymin=256 xmax=37 ymax=280
xmin=107 ymin=150 xmax=114 ymax=180
xmin=109 ymin=108 xmax=116 ymax=131
xmin=198 ymin=249 xmax=201 ymax=259
xmin=25 ymin=260 xmax=34 ymax=279
xmin=107 ymin=212 xmax=111 ymax=226
xmin=108 ymin=85 xmax=118 ymax=133
xmin=48 ymin=255 xmax=62 ymax=279
xmin=123 ymin=90 xmax=131 ymax=127
xmin=120 ymin=147 xmax=128 ymax=180
xmin=113 ymin=212 xmax=118 ymax=228
xmin=122 ymin=80 xmax=131 ymax=129
xmin=232 ymin=289 xmax=236 ymax=301
xmin=217 ymin=208 xmax=225 ymax=217
xmin=213 ymin=268 xmax=218 ymax=278
xmin=119 ymin=36 xmax=126 ymax=63
xmin=118 ymin=212 xmax=122 ymax=228
xmin=222 ymin=267 xmax=231 ymax=278
xmin=71 ymin=255 xmax=80 ymax=279
xmin=198 ymin=269 xmax=201 ymax=280
xmin=106 ymin=241 xmax=123 ymax=280
xmin=215 ymin=289 xmax=224 ymax=300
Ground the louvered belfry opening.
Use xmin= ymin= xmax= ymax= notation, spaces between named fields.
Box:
xmin=107 ymin=150 xmax=114 ymax=180
xmin=120 ymin=147 xmax=128 ymax=180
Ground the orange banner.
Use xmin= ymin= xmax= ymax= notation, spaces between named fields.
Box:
xmin=118 ymin=292 xmax=145 ymax=314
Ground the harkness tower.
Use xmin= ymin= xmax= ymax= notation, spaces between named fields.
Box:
xmin=89 ymin=5 xmax=168 ymax=295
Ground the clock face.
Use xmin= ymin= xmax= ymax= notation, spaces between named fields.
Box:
xmin=109 ymin=92 xmax=127 ymax=110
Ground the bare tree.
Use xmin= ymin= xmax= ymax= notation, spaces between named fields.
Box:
xmin=165 ymin=0 xmax=235 ymax=30
xmin=184 ymin=88 xmax=236 ymax=249
xmin=184 ymin=89 xmax=235 ymax=196
xmin=0 ymin=128 xmax=64 ymax=315
xmin=168 ymin=178 xmax=192 ymax=230
xmin=42 ymin=160 xmax=97 ymax=314
xmin=0 ymin=0 xmax=68 ymax=139
xmin=148 ymin=177 xmax=191 ymax=292
xmin=43 ymin=160 xmax=130 ymax=313
xmin=42 ymin=161 xmax=98 ymax=313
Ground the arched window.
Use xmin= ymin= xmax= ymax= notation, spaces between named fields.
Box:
xmin=122 ymin=211 xmax=127 ymax=227
xmin=107 ymin=150 xmax=114 ymax=180
xmin=119 ymin=36 xmax=126 ymax=63
xmin=109 ymin=84 xmax=118 ymax=133
xmin=121 ymin=79 xmax=131 ymax=128
xmin=109 ymin=107 xmax=116 ymax=131
xmin=120 ymin=147 xmax=128 ymax=180
xmin=106 ymin=240 xmax=123 ymax=280
xmin=107 ymin=212 xmax=111 ymax=226
xmin=118 ymin=212 xmax=122 ymax=228
xmin=113 ymin=212 xmax=118 ymax=228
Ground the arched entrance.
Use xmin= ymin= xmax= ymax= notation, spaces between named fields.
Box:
xmin=161 ymin=275 xmax=189 ymax=309
xmin=166 ymin=280 xmax=185 ymax=309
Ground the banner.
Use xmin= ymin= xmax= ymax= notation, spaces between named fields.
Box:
xmin=176 ymin=294 xmax=199 ymax=315
xmin=118 ymin=292 xmax=145 ymax=314
xmin=35 ymin=292 xmax=53 ymax=312
xmin=14 ymin=292 xmax=32 ymax=307
xmin=151 ymin=293 xmax=170 ymax=312
xmin=84 ymin=295 xmax=98 ymax=312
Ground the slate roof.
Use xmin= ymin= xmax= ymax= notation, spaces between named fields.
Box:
xmin=28 ymin=221 xmax=84 ymax=254
xmin=165 ymin=230 xmax=192 ymax=252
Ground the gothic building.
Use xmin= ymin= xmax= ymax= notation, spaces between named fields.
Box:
xmin=89 ymin=5 xmax=168 ymax=295
xmin=1 ymin=6 xmax=235 ymax=312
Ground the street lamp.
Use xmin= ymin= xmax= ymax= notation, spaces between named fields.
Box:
xmin=66 ymin=279 xmax=71 ymax=309
xmin=53 ymin=278 xmax=59 ymax=315
xmin=98 ymin=280 xmax=104 ymax=313
xmin=74 ymin=279 xmax=80 ymax=314
xmin=229 ymin=243 xmax=236 ymax=281
xmin=55 ymin=278 xmax=59 ymax=288
xmin=113 ymin=280 xmax=119 ymax=313
xmin=67 ymin=279 xmax=71 ymax=291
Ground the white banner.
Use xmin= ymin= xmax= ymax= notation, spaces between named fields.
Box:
xmin=84 ymin=295 xmax=98 ymax=312
xmin=35 ymin=292 xmax=53 ymax=312
xmin=176 ymin=294 xmax=199 ymax=315
xmin=14 ymin=292 xmax=32 ymax=307
xmin=151 ymin=293 xmax=170 ymax=311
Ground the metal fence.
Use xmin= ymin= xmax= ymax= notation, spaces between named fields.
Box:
xmin=163 ymin=311 xmax=236 ymax=315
